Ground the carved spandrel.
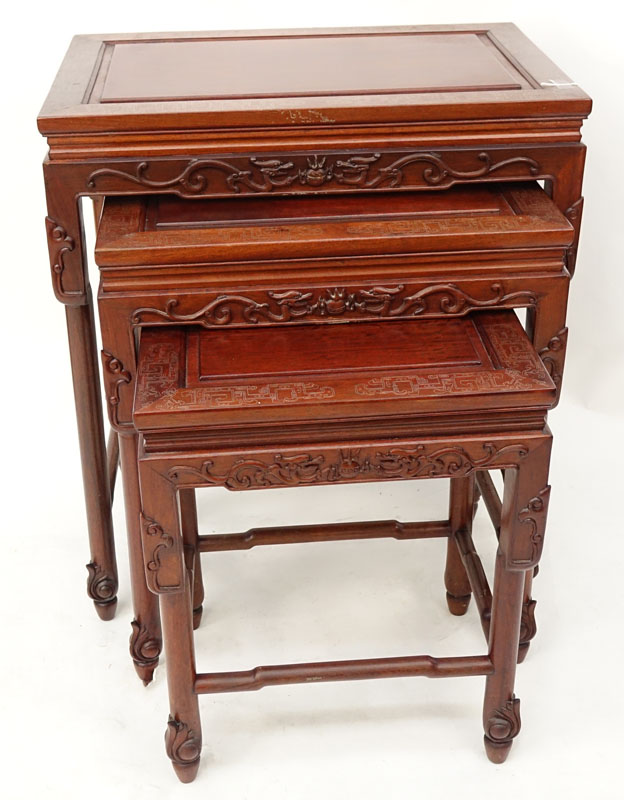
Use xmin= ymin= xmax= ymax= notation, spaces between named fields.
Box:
xmin=538 ymin=328 xmax=568 ymax=390
xmin=140 ymin=514 xmax=185 ymax=594
xmin=101 ymin=351 xmax=131 ymax=428
xmin=509 ymin=486 xmax=551 ymax=569
xmin=45 ymin=217 xmax=85 ymax=305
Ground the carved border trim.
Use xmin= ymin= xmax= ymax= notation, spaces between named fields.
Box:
xmin=88 ymin=151 xmax=540 ymax=196
xmin=131 ymin=283 xmax=538 ymax=328
xmin=167 ymin=442 xmax=529 ymax=491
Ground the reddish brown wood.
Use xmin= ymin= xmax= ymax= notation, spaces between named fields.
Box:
xmin=445 ymin=476 xmax=475 ymax=615
xmin=106 ymin=428 xmax=119 ymax=503
xmin=195 ymin=654 xmax=495 ymax=694
xmin=453 ymin=528 xmax=492 ymax=636
xmin=198 ymin=519 xmax=450 ymax=551
xmin=38 ymin=24 xmax=588 ymax=778
xmin=118 ymin=433 xmax=161 ymax=684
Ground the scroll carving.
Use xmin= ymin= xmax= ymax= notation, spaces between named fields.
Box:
xmin=129 ymin=619 xmax=162 ymax=666
xmin=564 ymin=197 xmax=584 ymax=276
xmin=101 ymin=351 xmax=131 ymax=427
xmin=512 ymin=486 xmax=551 ymax=568
xmin=45 ymin=217 xmax=84 ymax=304
xmin=485 ymin=697 xmax=521 ymax=744
xmin=538 ymin=328 xmax=568 ymax=389
xmin=85 ymin=561 xmax=118 ymax=604
xmin=167 ymin=443 xmax=529 ymax=491
xmin=140 ymin=514 xmax=184 ymax=593
xmin=131 ymin=284 xmax=537 ymax=328
xmin=165 ymin=716 xmax=201 ymax=767
xmin=88 ymin=151 xmax=541 ymax=196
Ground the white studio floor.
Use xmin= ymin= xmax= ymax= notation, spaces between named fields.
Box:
xmin=4 ymin=398 xmax=622 ymax=799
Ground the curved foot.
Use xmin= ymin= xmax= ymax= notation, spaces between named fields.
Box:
xmin=134 ymin=661 xmax=157 ymax=686
xmin=193 ymin=605 xmax=203 ymax=631
xmin=484 ymin=735 xmax=513 ymax=763
xmin=86 ymin=562 xmax=118 ymax=621
xmin=446 ymin=591 xmax=471 ymax=616
xmin=94 ymin=597 xmax=118 ymax=621
xmin=130 ymin=620 xmax=161 ymax=686
xmin=166 ymin=716 xmax=201 ymax=783
xmin=173 ymin=760 xmax=200 ymax=783
xmin=484 ymin=696 xmax=521 ymax=764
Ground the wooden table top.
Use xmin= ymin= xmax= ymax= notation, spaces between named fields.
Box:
xmin=133 ymin=310 xmax=556 ymax=430
xmin=38 ymin=24 xmax=591 ymax=138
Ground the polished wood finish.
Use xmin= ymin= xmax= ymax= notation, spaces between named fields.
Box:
xmin=39 ymin=24 xmax=589 ymax=779
xmin=133 ymin=305 xmax=554 ymax=779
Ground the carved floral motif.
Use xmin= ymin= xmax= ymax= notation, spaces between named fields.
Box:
xmin=88 ymin=151 xmax=541 ymax=196
xmin=165 ymin=716 xmax=201 ymax=767
xmin=485 ymin=697 xmax=521 ymax=743
xmin=131 ymin=284 xmax=537 ymax=328
xmin=167 ymin=442 xmax=529 ymax=491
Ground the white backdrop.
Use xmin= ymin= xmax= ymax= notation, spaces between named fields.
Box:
xmin=2 ymin=2 xmax=622 ymax=798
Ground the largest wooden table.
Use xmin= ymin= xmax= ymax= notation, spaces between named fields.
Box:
xmin=38 ymin=24 xmax=591 ymax=619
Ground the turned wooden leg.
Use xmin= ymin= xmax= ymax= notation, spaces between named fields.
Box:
xmin=445 ymin=476 xmax=475 ymax=615
xmin=517 ymin=570 xmax=537 ymax=664
xmin=161 ymin=579 xmax=202 ymax=783
xmin=119 ymin=433 xmax=162 ymax=685
xmin=483 ymin=439 xmax=552 ymax=762
xmin=482 ymin=548 xmax=524 ymax=763
xmin=66 ymin=300 xmax=119 ymax=621
xmin=180 ymin=489 xmax=204 ymax=630
xmin=139 ymin=460 xmax=202 ymax=782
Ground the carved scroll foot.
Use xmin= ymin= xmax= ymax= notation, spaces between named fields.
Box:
xmin=165 ymin=716 xmax=201 ymax=783
xmin=483 ymin=697 xmax=521 ymax=764
xmin=445 ymin=591 xmax=471 ymax=616
xmin=130 ymin=620 xmax=162 ymax=686
xmin=517 ymin=599 xmax=537 ymax=664
xmin=86 ymin=562 xmax=118 ymax=621
xmin=192 ymin=605 xmax=203 ymax=630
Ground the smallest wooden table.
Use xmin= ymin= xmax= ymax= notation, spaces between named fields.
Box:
xmin=133 ymin=309 xmax=555 ymax=780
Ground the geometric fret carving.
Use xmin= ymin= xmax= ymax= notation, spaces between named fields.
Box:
xmin=167 ymin=442 xmax=529 ymax=491
xmin=132 ymin=283 xmax=537 ymax=328
xmin=88 ymin=151 xmax=541 ymax=195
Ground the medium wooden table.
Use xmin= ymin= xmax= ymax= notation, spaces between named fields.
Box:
xmin=38 ymin=23 xmax=591 ymax=621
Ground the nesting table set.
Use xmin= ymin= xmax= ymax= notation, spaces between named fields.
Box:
xmin=39 ymin=25 xmax=591 ymax=782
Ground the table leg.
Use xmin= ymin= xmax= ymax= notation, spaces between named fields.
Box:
xmin=66 ymin=298 xmax=119 ymax=620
